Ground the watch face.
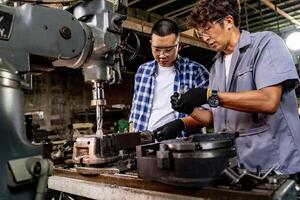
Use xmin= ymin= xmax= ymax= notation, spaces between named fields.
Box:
xmin=209 ymin=95 xmax=219 ymax=107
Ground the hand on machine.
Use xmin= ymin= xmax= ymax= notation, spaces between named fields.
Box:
xmin=152 ymin=119 xmax=185 ymax=142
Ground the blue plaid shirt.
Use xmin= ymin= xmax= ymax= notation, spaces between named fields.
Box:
xmin=129 ymin=55 xmax=209 ymax=131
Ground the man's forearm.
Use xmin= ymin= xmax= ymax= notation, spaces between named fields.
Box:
xmin=218 ymin=85 xmax=282 ymax=114
xmin=182 ymin=108 xmax=213 ymax=129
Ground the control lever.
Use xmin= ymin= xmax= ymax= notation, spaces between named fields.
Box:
xmin=222 ymin=166 xmax=276 ymax=187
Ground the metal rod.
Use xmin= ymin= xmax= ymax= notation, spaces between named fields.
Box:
xmin=92 ymin=81 xmax=105 ymax=138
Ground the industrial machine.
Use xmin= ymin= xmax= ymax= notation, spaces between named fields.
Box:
xmin=0 ymin=0 xmax=298 ymax=199
xmin=136 ymin=133 xmax=298 ymax=199
xmin=137 ymin=133 xmax=237 ymax=187
xmin=0 ymin=0 xmax=139 ymax=199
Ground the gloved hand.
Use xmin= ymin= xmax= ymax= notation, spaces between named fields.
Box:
xmin=153 ymin=119 xmax=185 ymax=142
xmin=171 ymin=88 xmax=208 ymax=114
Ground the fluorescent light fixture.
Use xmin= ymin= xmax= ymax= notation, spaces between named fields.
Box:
xmin=286 ymin=30 xmax=300 ymax=51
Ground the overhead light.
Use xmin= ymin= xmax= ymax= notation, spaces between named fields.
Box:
xmin=286 ymin=30 xmax=300 ymax=51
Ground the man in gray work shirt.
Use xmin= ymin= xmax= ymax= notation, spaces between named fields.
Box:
xmin=154 ymin=0 xmax=300 ymax=176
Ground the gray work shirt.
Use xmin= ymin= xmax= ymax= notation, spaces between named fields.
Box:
xmin=209 ymin=30 xmax=300 ymax=174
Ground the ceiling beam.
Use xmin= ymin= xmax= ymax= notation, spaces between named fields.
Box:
xmin=128 ymin=0 xmax=143 ymax=6
xmin=245 ymin=16 xmax=300 ymax=32
xmin=147 ymin=0 xmax=177 ymax=12
xmin=169 ymin=7 xmax=193 ymax=19
xmin=164 ymin=4 xmax=196 ymax=18
xmin=260 ymin=0 xmax=300 ymax=27
xmin=240 ymin=4 xmax=300 ymax=23
xmin=241 ymin=12 xmax=300 ymax=30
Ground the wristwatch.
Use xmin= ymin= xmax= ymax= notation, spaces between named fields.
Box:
xmin=208 ymin=90 xmax=220 ymax=107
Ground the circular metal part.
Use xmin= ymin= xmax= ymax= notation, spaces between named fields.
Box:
xmin=200 ymin=140 xmax=233 ymax=150
xmin=91 ymin=99 xmax=106 ymax=106
xmin=33 ymin=162 xmax=42 ymax=175
xmin=166 ymin=140 xmax=233 ymax=151
xmin=59 ymin=26 xmax=71 ymax=40
xmin=172 ymin=148 xmax=236 ymax=159
xmin=166 ymin=142 xmax=195 ymax=151
xmin=0 ymin=69 xmax=20 ymax=89
xmin=0 ymin=76 xmax=20 ymax=89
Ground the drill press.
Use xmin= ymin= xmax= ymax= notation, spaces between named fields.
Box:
xmin=71 ymin=0 xmax=140 ymax=170
xmin=0 ymin=0 xmax=138 ymax=198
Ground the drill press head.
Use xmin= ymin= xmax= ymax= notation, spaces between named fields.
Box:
xmin=73 ymin=0 xmax=127 ymax=85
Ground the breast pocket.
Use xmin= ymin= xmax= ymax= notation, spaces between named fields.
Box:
xmin=234 ymin=65 xmax=256 ymax=91
xmin=235 ymin=125 xmax=279 ymax=173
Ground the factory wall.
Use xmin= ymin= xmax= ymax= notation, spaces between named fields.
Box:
xmin=24 ymin=68 xmax=134 ymax=133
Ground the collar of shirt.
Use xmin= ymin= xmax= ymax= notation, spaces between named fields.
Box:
xmin=213 ymin=30 xmax=252 ymax=62
xmin=148 ymin=55 xmax=183 ymax=76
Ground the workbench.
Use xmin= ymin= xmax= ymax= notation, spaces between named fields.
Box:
xmin=48 ymin=168 xmax=296 ymax=200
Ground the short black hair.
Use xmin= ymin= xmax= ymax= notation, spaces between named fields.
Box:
xmin=151 ymin=18 xmax=179 ymax=38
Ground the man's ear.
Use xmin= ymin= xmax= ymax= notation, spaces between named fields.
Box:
xmin=178 ymin=42 xmax=184 ymax=51
xmin=149 ymin=40 xmax=152 ymax=45
xmin=224 ymin=15 xmax=234 ymax=29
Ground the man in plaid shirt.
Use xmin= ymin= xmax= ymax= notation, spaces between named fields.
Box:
xmin=129 ymin=19 xmax=209 ymax=139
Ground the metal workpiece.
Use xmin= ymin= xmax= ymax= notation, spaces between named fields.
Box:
xmin=73 ymin=136 xmax=119 ymax=166
xmin=72 ymin=132 xmax=140 ymax=169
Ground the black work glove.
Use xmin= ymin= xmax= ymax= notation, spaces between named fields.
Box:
xmin=153 ymin=119 xmax=185 ymax=142
xmin=171 ymin=88 xmax=208 ymax=114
